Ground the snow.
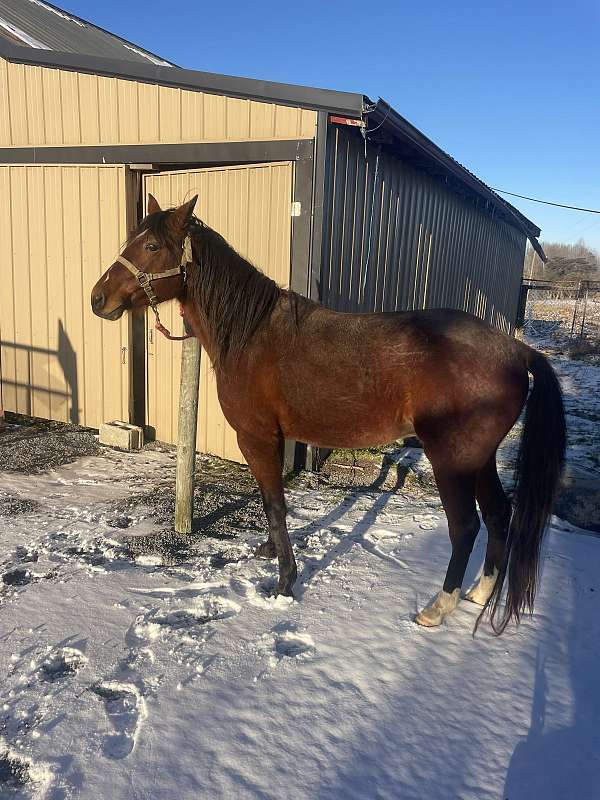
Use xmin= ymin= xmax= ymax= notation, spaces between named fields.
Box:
xmin=1 ymin=337 xmax=599 ymax=799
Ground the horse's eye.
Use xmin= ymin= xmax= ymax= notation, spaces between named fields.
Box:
xmin=144 ymin=242 xmax=160 ymax=252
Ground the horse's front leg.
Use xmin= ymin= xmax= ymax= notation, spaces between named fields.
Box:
xmin=237 ymin=431 xmax=297 ymax=596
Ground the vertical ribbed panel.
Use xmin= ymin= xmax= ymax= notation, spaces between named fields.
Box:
xmin=0 ymin=57 xmax=317 ymax=147
xmin=321 ymin=126 xmax=526 ymax=332
xmin=0 ymin=164 xmax=130 ymax=426
xmin=143 ymin=162 xmax=293 ymax=463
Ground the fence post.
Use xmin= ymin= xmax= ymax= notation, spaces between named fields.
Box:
xmin=579 ymin=282 xmax=589 ymax=339
xmin=175 ymin=335 xmax=201 ymax=534
xmin=570 ymin=281 xmax=582 ymax=337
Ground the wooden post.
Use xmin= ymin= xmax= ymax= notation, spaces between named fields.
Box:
xmin=579 ymin=283 xmax=589 ymax=338
xmin=175 ymin=336 xmax=201 ymax=534
xmin=570 ymin=282 xmax=582 ymax=337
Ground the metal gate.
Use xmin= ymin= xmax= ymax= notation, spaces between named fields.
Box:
xmin=143 ymin=162 xmax=293 ymax=462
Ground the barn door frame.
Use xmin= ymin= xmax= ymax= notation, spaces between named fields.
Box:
xmin=140 ymin=162 xmax=294 ymax=463
xmin=123 ymin=141 xmax=315 ymax=471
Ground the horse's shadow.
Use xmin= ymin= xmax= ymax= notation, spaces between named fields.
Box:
xmin=290 ymin=451 xmax=427 ymax=597
xmin=502 ymin=606 xmax=600 ymax=797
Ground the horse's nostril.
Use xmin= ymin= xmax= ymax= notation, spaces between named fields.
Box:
xmin=92 ymin=292 xmax=105 ymax=312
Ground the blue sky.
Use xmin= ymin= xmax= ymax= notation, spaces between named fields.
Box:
xmin=63 ymin=0 xmax=600 ymax=249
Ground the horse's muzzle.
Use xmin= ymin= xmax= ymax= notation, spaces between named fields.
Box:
xmin=91 ymin=295 xmax=126 ymax=321
xmin=91 ymin=291 xmax=106 ymax=313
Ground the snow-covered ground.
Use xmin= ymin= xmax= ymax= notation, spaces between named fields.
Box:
xmin=1 ymin=335 xmax=599 ymax=800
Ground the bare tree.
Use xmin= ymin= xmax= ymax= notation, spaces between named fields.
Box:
xmin=524 ymin=238 xmax=600 ymax=284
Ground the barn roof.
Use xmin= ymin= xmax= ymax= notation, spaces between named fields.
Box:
xmin=0 ymin=1 xmax=542 ymax=247
xmin=0 ymin=0 xmax=174 ymax=65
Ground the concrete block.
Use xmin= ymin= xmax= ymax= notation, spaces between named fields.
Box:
xmin=99 ymin=421 xmax=144 ymax=451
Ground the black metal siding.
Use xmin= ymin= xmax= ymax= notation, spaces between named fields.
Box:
xmin=319 ymin=125 xmax=526 ymax=333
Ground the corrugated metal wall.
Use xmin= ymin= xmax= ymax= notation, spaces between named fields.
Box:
xmin=0 ymin=57 xmax=316 ymax=147
xmin=144 ymin=162 xmax=293 ymax=462
xmin=0 ymin=164 xmax=130 ymax=426
xmin=320 ymin=125 xmax=526 ymax=333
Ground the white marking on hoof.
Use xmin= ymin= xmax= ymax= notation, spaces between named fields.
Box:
xmin=416 ymin=588 xmax=460 ymax=627
xmin=465 ymin=568 xmax=498 ymax=606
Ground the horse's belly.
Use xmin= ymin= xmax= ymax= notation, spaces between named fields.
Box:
xmin=277 ymin=368 xmax=415 ymax=448
xmin=281 ymin=416 xmax=415 ymax=450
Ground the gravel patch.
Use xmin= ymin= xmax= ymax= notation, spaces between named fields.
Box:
xmin=0 ymin=491 xmax=41 ymax=516
xmin=0 ymin=413 xmax=100 ymax=472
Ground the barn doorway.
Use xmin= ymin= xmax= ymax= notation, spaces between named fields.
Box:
xmin=142 ymin=162 xmax=294 ymax=462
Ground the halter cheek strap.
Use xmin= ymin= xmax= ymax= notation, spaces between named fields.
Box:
xmin=116 ymin=234 xmax=194 ymax=341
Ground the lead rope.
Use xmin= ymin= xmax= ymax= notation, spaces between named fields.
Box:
xmin=153 ymin=303 xmax=192 ymax=341
xmin=154 ymin=233 xmax=194 ymax=340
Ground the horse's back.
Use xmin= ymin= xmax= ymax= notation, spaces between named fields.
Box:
xmin=277 ymin=300 xmax=523 ymax=374
xmin=264 ymin=301 xmax=528 ymax=450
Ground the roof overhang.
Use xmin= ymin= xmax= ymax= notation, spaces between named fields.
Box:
xmin=0 ymin=39 xmax=364 ymax=116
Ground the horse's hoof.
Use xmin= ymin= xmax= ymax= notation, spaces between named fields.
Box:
xmin=464 ymin=588 xmax=486 ymax=606
xmin=465 ymin=570 xmax=498 ymax=606
xmin=272 ymin=570 xmax=297 ymax=599
xmin=415 ymin=607 xmax=444 ymax=627
xmin=416 ymin=588 xmax=460 ymax=627
xmin=275 ymin=580 xmax=296 ymax=598
xmin=254 ymin=540 xmax=277 ymax=559
xmin=269 ymin=584 xmax=295 ymax=600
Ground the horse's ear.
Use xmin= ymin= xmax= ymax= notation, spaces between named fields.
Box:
xmin=171 ymin=195 xmax=198 ymax=230
xmin=147 ymin=194 xmax=162 ymax=215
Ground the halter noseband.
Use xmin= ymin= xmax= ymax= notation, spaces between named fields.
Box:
xmin=116 ymin=234 xmax=193 ymax=340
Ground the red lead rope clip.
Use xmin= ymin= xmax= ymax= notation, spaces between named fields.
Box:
xmin=153 ymin=304 xmax=193 ymax=341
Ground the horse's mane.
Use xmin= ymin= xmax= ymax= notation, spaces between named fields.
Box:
xmin=135 ymin=211 xmax=289 ymax=371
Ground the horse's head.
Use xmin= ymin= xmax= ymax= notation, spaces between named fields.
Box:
xmin=91 ymin=194 xmax=197 ymax=320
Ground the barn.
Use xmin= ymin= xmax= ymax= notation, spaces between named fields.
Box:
xmin=0 ymin=0 xmax=542 ymax=467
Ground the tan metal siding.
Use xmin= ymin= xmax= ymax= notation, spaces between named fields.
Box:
xmin=321 ymin=126 xmax=526 ymax=333
xmin=0 ymin=164 xmax=130 ymax=427
xmin=0 ymin=57 xmax=317 ymax=147
xmin=144 ymin=162 xmax=293 ymax=462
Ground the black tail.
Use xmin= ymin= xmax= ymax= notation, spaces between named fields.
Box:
xmin=481 ymin=347 xmax=566 ymax=634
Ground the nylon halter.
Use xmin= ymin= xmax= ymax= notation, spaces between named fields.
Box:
xmin=116 ymin=234 xmax=193 ymax=340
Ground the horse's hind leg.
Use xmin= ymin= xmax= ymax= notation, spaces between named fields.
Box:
xmin=236 ymin=431 xmax=297 ymax=596
xmin=416 ymin=469 xmax=480 ymax=627
xmin=465 ymin=456 xmax=511 ymax=606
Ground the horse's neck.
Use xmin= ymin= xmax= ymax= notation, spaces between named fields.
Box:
xmin=187 ymin=230 xmax=281 ymax=371
xmin=180 ymin=300 xmax=219 ymax=363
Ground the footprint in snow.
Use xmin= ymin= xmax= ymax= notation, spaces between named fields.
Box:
xmin=0 ymin=749 xmax=30 ymax=791
xmin=91 ymin=681 xmax=146 ymax=759
xmin=126 ymin=594 xmax=241 ymax=651
xmin=263 ymin=624 xmax=316 ymax=666
xmin=40 ymin=647 xmax=88 ymax=681
xmin=229 ymin=576 xmax=295 ymax=610
xmin=274 ymin=632 xmax=316 ymax=659
xmin=0 ymin=744 xmax=54 ymax=796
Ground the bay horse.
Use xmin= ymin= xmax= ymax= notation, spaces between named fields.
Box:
xmin=91 ymin=195 xmax=566 ymax=633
